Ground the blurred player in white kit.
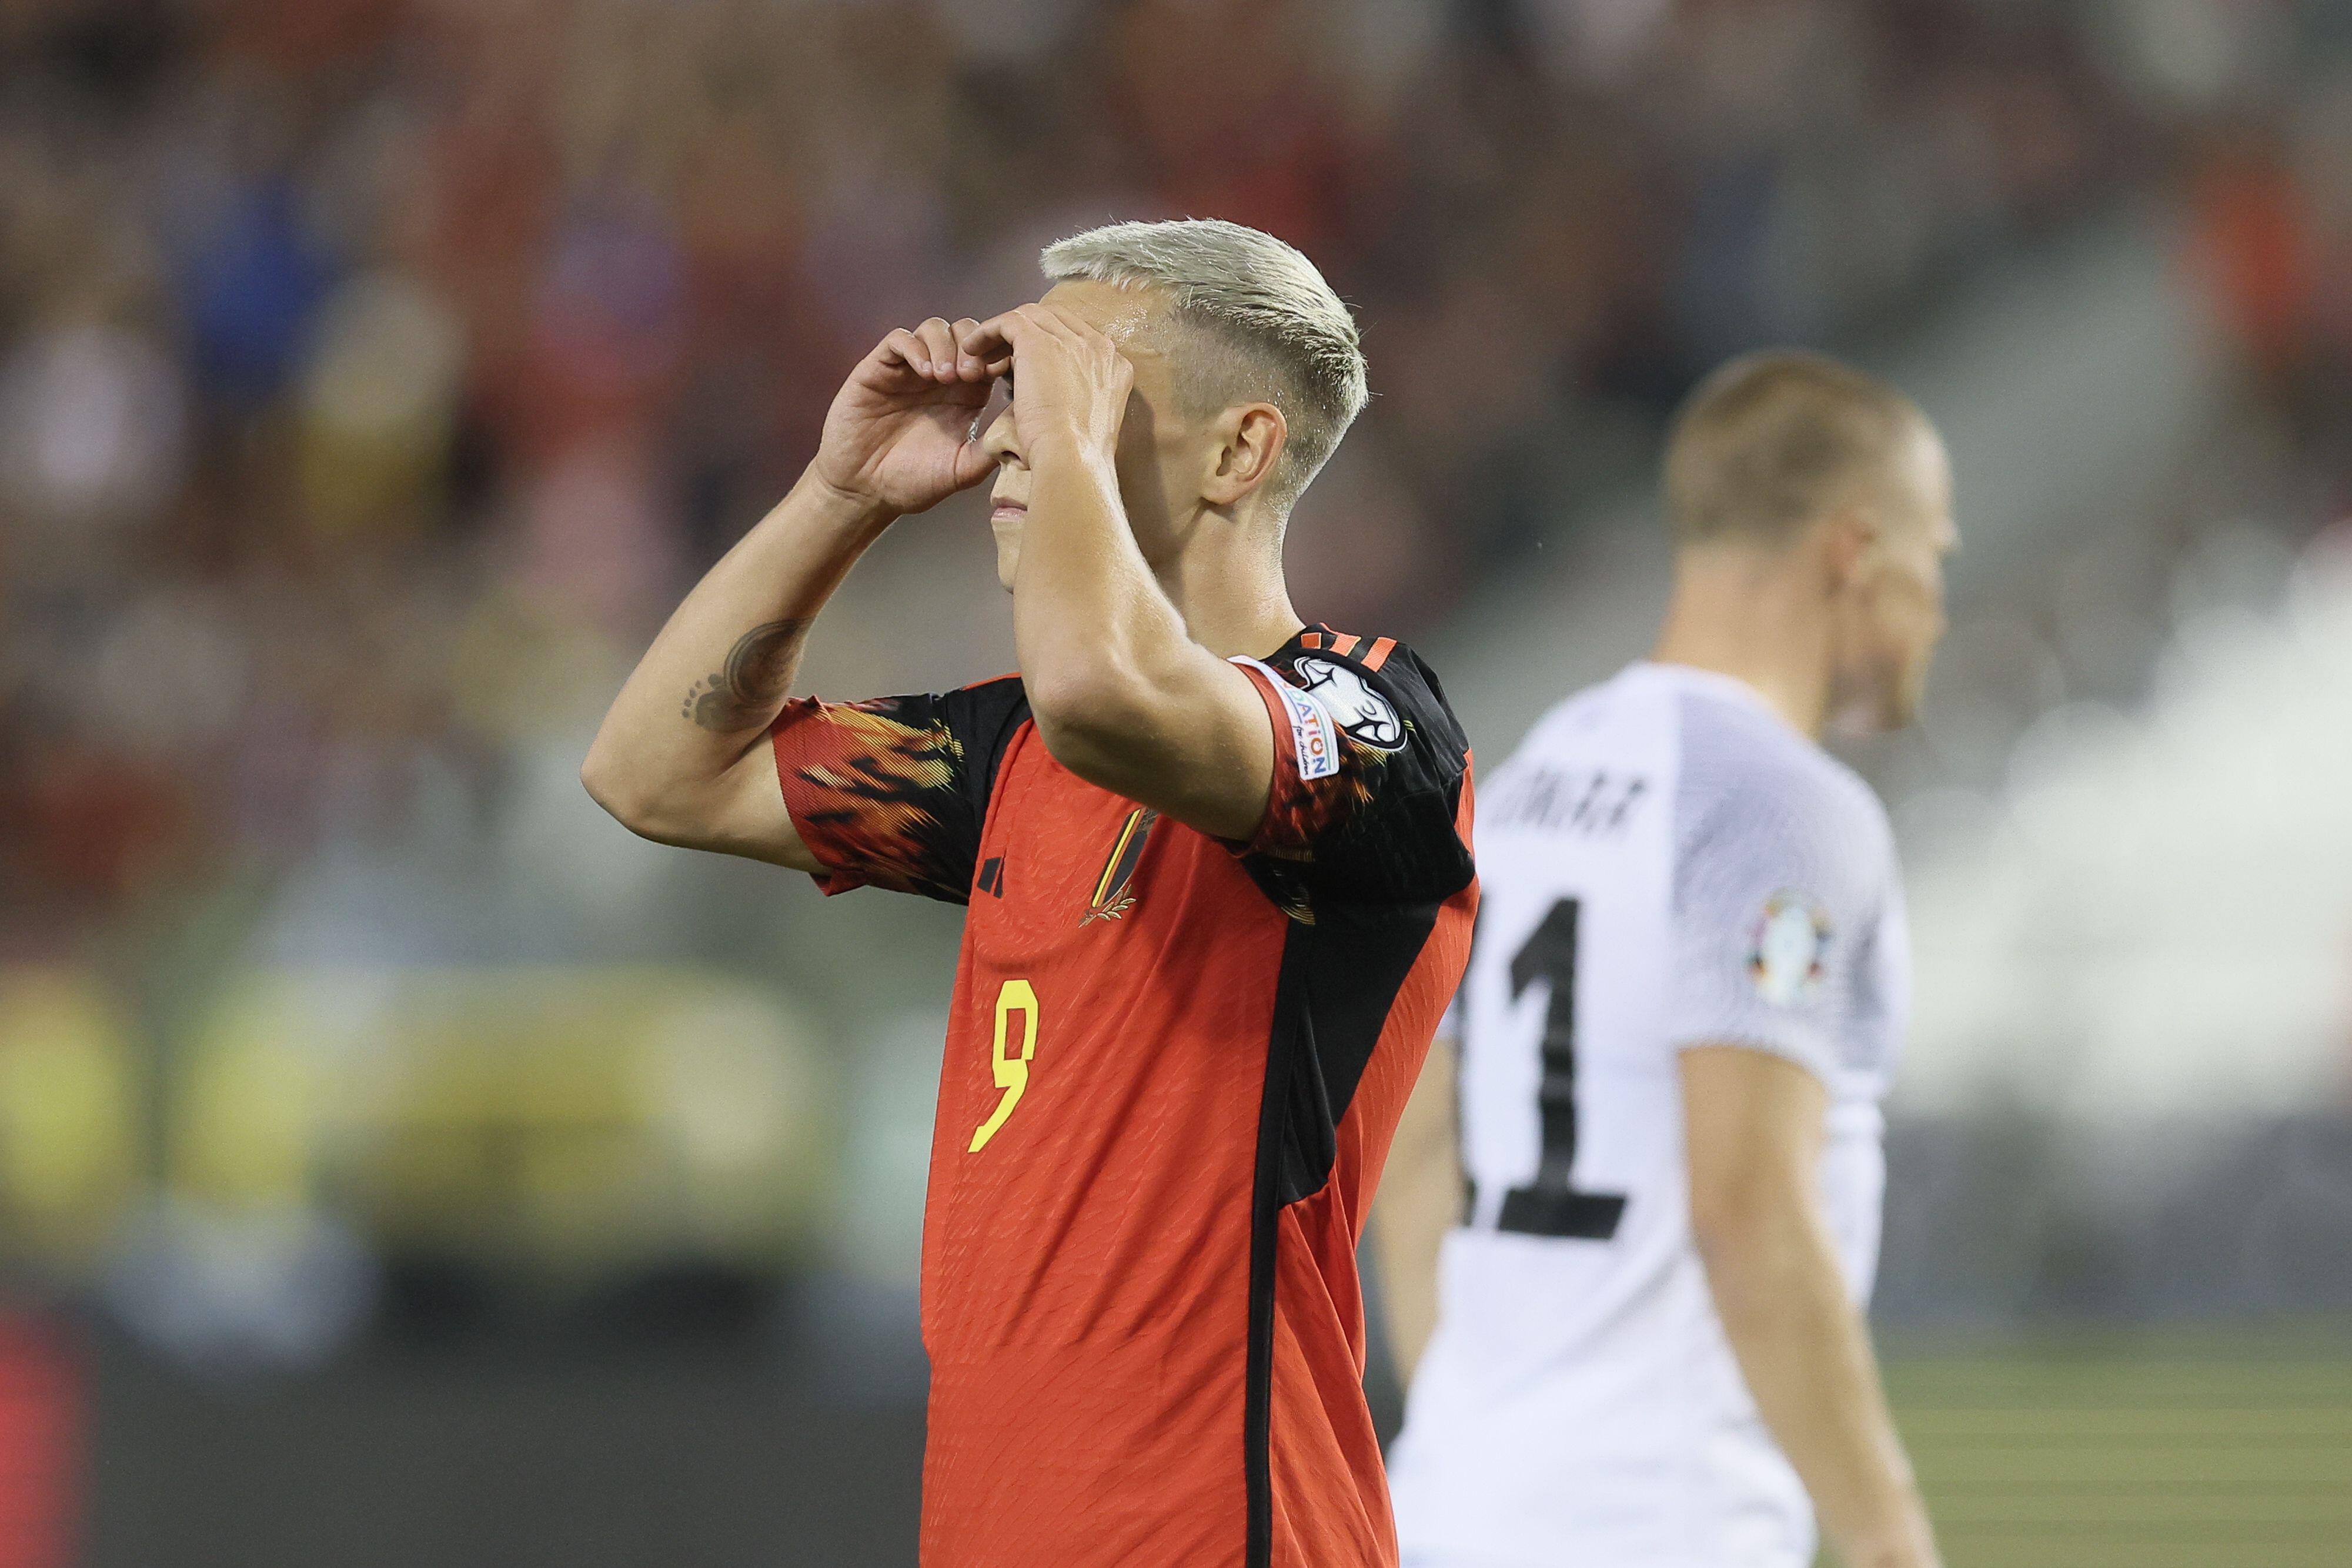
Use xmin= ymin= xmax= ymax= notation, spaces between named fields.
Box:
xmin=1378 ymin=352 xmax=1956 ymax=1568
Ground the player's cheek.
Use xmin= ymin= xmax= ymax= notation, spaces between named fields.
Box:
xmin=990 ymin=515 xmax=1023 ymax=586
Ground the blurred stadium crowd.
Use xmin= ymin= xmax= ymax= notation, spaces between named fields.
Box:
xmin=2 ymin=0 xmax=2350 ymax=1352
xmin=8 ymin=0 xmax=2341 ymax=944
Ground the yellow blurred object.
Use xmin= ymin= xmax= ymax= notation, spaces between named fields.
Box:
xmin=175 ymin=976 xmax=333 ymax=1210
xmin=295 ymin=272 xmax=465 ymax=538
xmin=178 ymin=967 xmax=832 ymax=1275
xmin=0 ymin=968 xmax=141 ymax=1255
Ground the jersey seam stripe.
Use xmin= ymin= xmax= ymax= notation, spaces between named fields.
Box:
xmin=1361 ymin=636 xmax=1396 ymax=671
xmin=1245 ymin=927 xmax=1308 ymax=1568
xmin=1327 ymin=631 xmax=1362 ymax=657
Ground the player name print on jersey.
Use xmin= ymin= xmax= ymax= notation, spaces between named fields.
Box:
xmin=1485 ymin=765 xmax=1649 ymax=834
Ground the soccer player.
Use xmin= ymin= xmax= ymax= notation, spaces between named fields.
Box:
xmin=583 ymin=220 xmax=1476 ymax=1568
xmin=1376 ymin=352 xmax=1954 ymax=1568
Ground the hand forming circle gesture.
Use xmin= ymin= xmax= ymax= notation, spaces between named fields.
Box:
xmin=811 ymin=316 xmax=1001 ymax=516
xmin=957 ymin=304 xmax=1135 ymax=469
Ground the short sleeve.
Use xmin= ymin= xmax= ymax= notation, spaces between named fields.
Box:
xmin=1231 ymin=638 xmax=1475 ymax=904
xmin=1663 ymin=762 xmax=1886 ymax=1082
xmin=768 ymin=676 xmax=1028 ymax=903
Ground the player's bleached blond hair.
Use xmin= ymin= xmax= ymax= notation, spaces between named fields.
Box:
xmin=1664 ymin=350 xmax=1929 ymax=547
xmin=1041 ymin=218 xmax=1368 ymax=513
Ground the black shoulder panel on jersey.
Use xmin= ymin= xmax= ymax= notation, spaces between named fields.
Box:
xmin=1246 ymin=630 xmax=1475 ymax=907
xmin=952 ymin=674 xmax=1033 ymax=839
xmin=1267 ymin=897 xmax=1447 ymax=1207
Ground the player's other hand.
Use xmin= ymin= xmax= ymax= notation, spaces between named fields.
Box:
xmin=960 ymin=304 xmax=1134 ymax=470
xmin=811 ymin=317 xmax=998 ymax=516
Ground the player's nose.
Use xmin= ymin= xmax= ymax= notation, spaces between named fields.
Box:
xmin=979 ymin=404 xmax=1021 ymax=467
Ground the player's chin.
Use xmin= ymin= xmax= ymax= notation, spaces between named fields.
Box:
xmin=1835 ymin=668 xmax=1917 ymax=735
xmin=1882 ymin=666 xmax=1930 ymax=730
xmin=991 ymin=530 xmax=1020 ymax=591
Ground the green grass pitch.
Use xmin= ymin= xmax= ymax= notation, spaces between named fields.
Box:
xmin=1875 ymin=1327 xmax=2352 ymax=1567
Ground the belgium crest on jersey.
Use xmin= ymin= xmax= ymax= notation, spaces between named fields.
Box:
xmin=1083 ymin=807 xmax=1158 ymax=924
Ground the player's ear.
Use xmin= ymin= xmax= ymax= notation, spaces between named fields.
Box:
xmin=1820 ymin=506 xmax=1879 ymax=593
xmin=1201 ymin=403 xmax=1288 ymax=507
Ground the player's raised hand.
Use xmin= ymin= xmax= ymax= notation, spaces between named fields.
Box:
xmin=960 ymin=305 xmax=1134 ymax=469
xmin=811 ymin=317 xmax=998 ymax=515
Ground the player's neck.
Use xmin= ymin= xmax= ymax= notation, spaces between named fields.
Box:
xmin=1651 ymin=551 xmax=1835 ymax=740
xmin=1157 ymin=530 xmax=1304 ymax=661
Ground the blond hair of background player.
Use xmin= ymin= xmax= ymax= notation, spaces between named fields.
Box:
xmin=1376 ymin=351 xmax=1955 ymax=1568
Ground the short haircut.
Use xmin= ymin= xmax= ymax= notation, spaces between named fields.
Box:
xmin=1663 ymin=350 xmax=1927 ymax=546
xmin=1041 ymin=219 xmax=1368 ymax=511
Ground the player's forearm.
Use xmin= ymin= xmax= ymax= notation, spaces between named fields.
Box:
xmin=1372 ymin=1040 xmax=1460 ymax=1385
xmin=1013 ymin=442 xmax=1191 ymax=707
xmin=1010 ymin=442 xmax=1239 ymax=790
xmin=583 ymin=467 xmax=891 ymax=833
xmin=1696 ymin=1209 xmax=1936 ymax=1568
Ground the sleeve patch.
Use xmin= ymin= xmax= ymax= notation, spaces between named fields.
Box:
xmin=1749 ymin=891 xmax=1832 ymax=1007
xmin=1232 ymin=656 xmax=1339 ymax=780
xmin=1292 ymin=657 xmax=1405 ymax=751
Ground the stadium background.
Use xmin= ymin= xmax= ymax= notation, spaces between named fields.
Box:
xmin=1 ymin=0 xmax=2348 ymax=1563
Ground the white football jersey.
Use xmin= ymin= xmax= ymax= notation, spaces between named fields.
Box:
xmin=1388 ymin=661 xmax=1909 ymax=1568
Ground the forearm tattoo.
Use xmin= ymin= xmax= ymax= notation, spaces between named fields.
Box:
xmin=681 ymin=617 xmax=813 ymax=731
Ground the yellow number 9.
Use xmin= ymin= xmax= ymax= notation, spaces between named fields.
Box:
xmin=968 ymin=979 xmax=1038 ymax=1153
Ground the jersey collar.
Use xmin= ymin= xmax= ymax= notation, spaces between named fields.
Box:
xmin=1626 ymin=660 xmax=1809 ymax=740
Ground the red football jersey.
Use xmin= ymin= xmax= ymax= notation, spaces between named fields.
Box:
xmin=770 ymin=624 xmax=1476 ymax=1568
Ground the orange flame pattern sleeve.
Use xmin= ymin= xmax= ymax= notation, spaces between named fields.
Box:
xmin=768 ymin=679 xmax=1024 ymax=903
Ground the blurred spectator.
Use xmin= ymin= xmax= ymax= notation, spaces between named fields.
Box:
xmin=0 ymin=0 xmax=2178 ymax=944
